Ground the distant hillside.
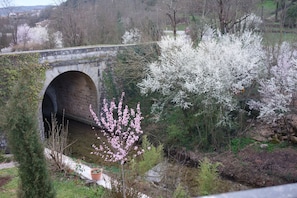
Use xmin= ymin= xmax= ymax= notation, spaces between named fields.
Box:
xmin=0 ymin=5 xmax=51 ymax=16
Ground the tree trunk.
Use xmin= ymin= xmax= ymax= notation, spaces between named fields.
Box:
xmin=166 ymin=9 xmax=177 ymax=40
xmin=218 ymin=0 xmax=226 ymax=34
xmin=166 ymin=9 xmax=177 ymax=39
xmin=173 ymin=10 xmax=177 ymax=40
xmin=121 ymin=163 xmax=126 ymax=198
xmin=275 ymin=1 xmax=279 ymax=22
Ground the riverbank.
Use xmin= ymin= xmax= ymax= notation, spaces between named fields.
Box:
xmin=169 ymin=144 xmax=297 ymax=188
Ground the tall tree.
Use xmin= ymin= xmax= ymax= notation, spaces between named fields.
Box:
xmin=164 ymin=0 xmax=179 ymax=39
xmin=196 ymin=0 xmax=260 ymax=34
xmin=1 ymin=0 xmax=19 ymax=45
xmin=3 ymin=54 xmax=55 ymax=198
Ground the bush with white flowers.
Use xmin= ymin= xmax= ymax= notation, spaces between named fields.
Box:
xmin=234 ymin=13 xmax=263 ymax=33
xmin=139 ymin=30 xmax=266 ymax=118
xmin=138 ymin=30 xmax=267 ymax=148
xmin=17 ymin=24 xmax=49 ymax=46
xmin=122 ymin=28 xmax=141 ymax=44
xmin=248 ymin=42 xmax=297 ymax=124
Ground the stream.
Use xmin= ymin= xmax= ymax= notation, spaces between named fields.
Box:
xmin=66 ymin=118 xmax=101 ymax=164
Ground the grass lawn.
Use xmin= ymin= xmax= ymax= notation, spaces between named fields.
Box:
xmin=262 ymin=0 xmax=276 ymax=13
xmin=262 ymin=31 xmax=297 ymax=45
xmin=0 ymin=167 xmax=105 ymax=198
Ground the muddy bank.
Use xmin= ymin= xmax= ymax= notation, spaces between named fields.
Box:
xmin=167 ymin=146 xmax=297 ymax=188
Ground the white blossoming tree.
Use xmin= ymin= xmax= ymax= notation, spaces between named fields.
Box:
xmin=138 ymin=30 xmax=266 ymax=148
xmin=248 ymin=42 xmax=297 ymax=124
xmin=9 ymin=23 xmax=62 ymax=51
xmin=139 ymin=31 xmax=266 ymax=112
xmin=122 ymin=28 xmax=141 ymax=44
xmin=233 ymin=13 xmax=263 ymax=33
xmin=16 ymin=24 xmax=49 ymax=48
xmin=16 ymin=24 xmax=32 ymax=47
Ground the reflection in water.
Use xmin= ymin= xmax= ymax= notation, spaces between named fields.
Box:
xmin=43 ymin=114 xmax=100 ymax=164
xmin=67 ymin=118 xmax=99 ymax=164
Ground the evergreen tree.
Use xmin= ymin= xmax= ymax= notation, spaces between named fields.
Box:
xmin=4 ymin=54 xmax=55 ymax=198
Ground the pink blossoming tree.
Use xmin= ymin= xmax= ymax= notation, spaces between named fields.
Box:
xmin=89 ymin=92 xmax=144 ymax=198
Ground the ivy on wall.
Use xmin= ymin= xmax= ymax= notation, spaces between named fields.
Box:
xmin=0 ymin=54 xmax=47 ymax=138
xmin=0 ymin=54 xmax=46 ymax=107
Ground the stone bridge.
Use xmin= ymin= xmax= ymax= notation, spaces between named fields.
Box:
xmin=37 ymin=44 xmax=142 ymax=137
xmin=2 ymin=44 xmax=146 ymax=138
xmin=39 ymin=45 xmax=120 ymax=124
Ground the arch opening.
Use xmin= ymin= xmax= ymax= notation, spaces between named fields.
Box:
xmin=42 ymin=71 xmax=98 ymax=138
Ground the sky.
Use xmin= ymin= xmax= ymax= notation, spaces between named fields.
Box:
xmin=12 ymin=0 xmax=56 ymax=7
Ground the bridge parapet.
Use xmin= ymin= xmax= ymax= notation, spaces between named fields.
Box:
xmin=39 ymin=45 xmax=121 ymax=65
xmin=198 ymin=183 xmax=297 ymax=198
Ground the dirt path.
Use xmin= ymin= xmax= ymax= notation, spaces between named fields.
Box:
xmin=0 ymin=162 xmax=16 ymax=170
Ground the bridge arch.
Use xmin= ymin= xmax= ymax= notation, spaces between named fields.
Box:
xmin=43 ymin=70 xmax=98 ymax=118
xmin=39 ymin=63 xmax=104 ymax=138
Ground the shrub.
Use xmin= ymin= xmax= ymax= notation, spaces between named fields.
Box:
xmin=122 ymin=28 xmax=142 ymax=44
xmin=103 ymin=180 xmax=140 ymax=198
xmin=248 ymin=42 xmax=297 ymax=124
xmin=138 ymin=31 xmax=266 ymax=150
xmin=173 ymin=183 xmax=190 ymax=198
xmin=45 ymin=112 xmax=72 ymax=172
xmin=131 ymin=135 xmax=163 ymax=176
xmin=197 ymin=158 xmax=221 ymax=196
